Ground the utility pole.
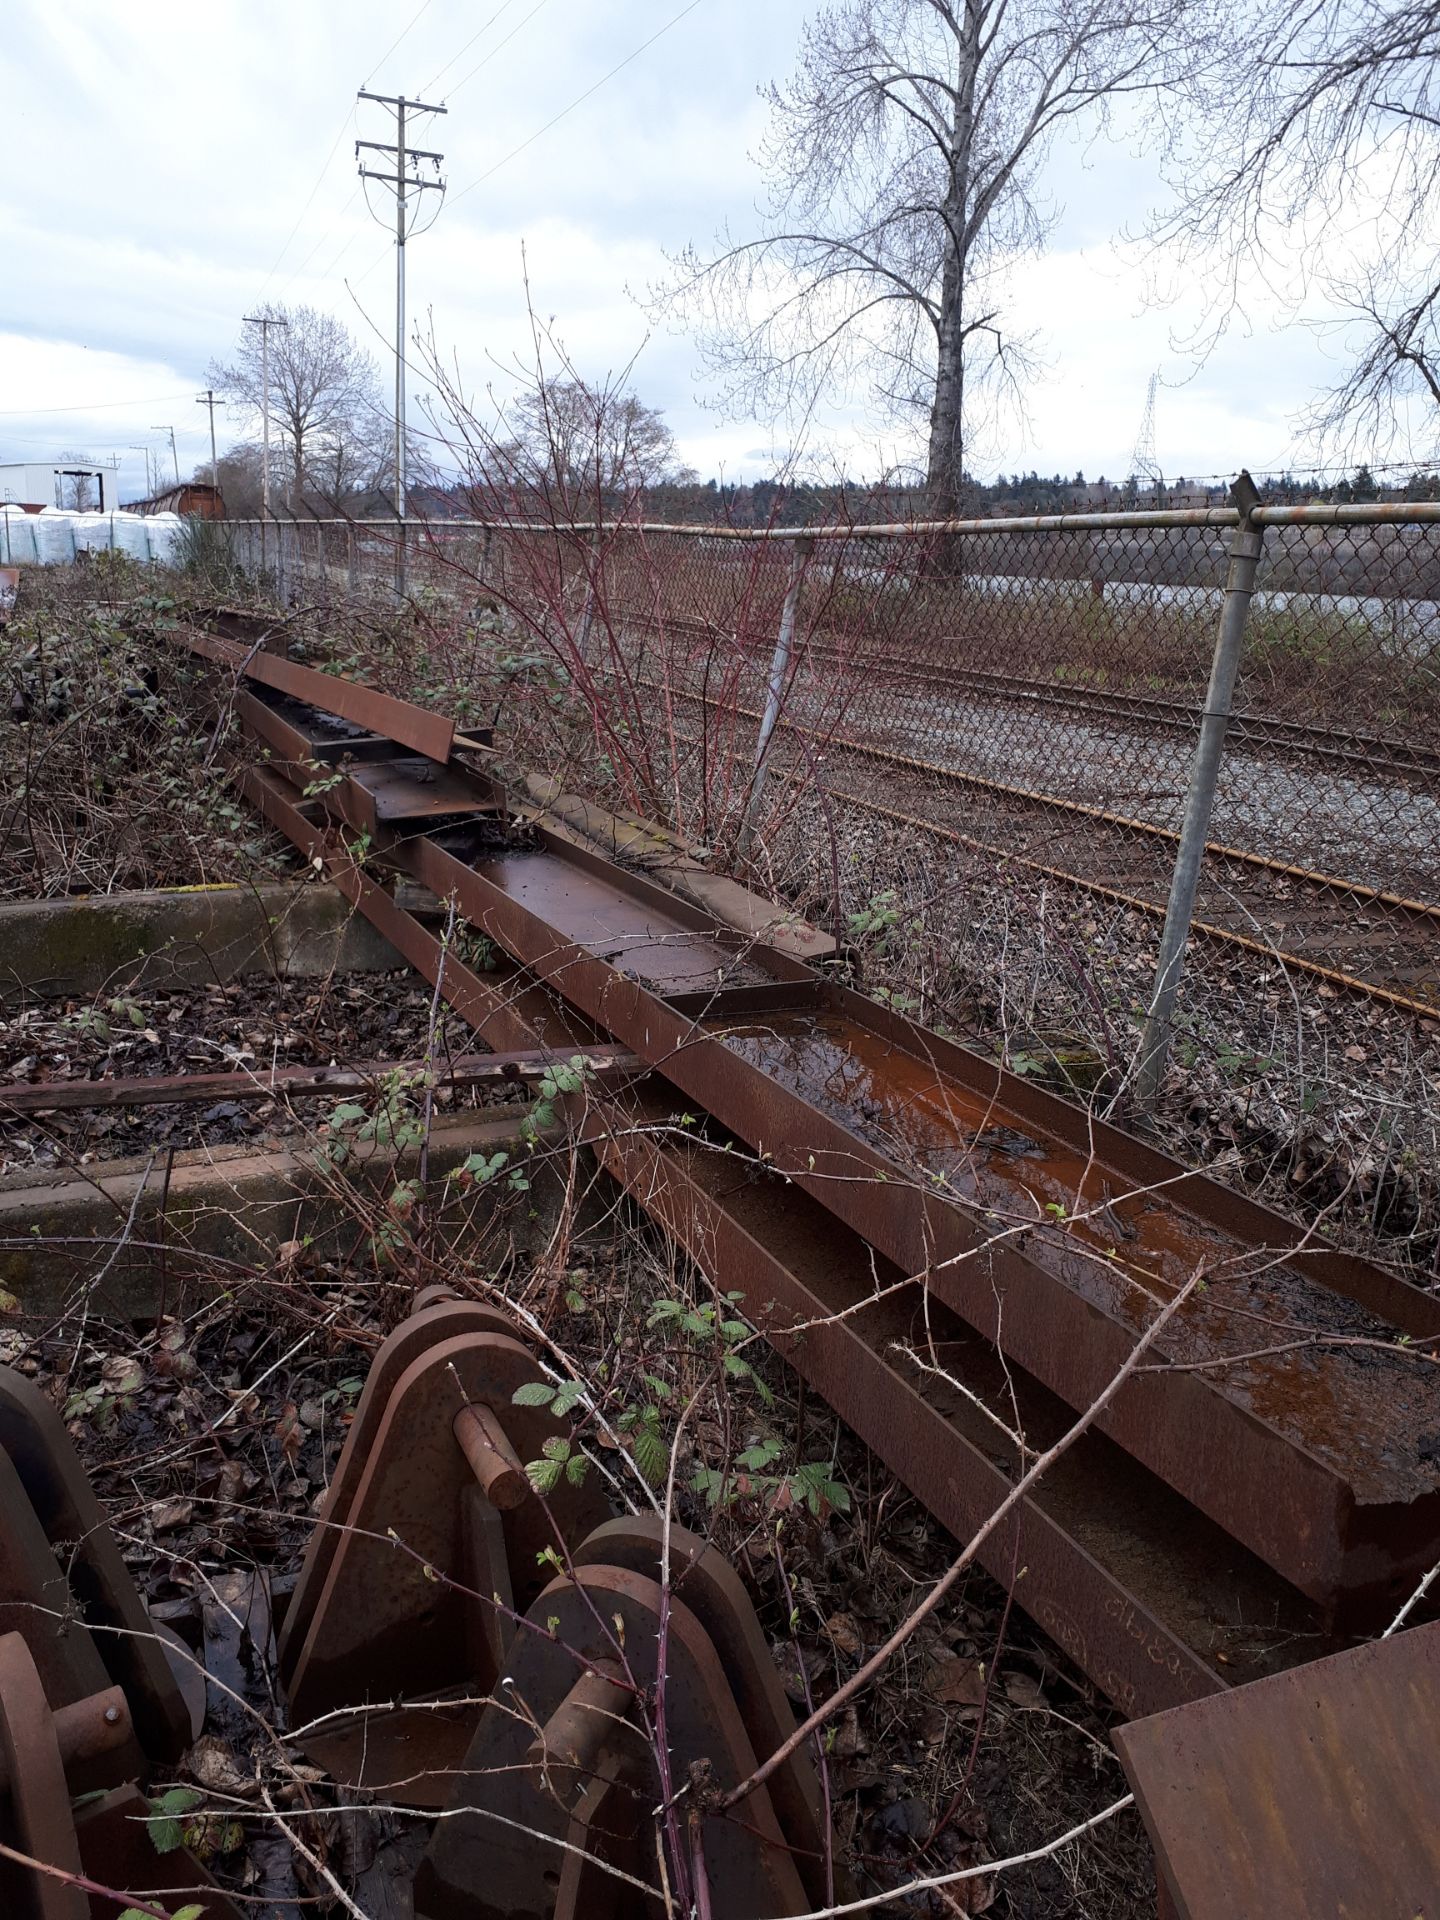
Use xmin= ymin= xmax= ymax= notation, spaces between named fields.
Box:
xmin=152 ymin=425 xmax=181 ymax=486
xmin=242 ymin=314 xmax=289 ymax=521
xmin=357 ymin=88 xmax=446 ymax=596
xmin=195 ymin=389 xmax=222 ymax=493
xmin=128 ymin=445 xmax=154 ymax=496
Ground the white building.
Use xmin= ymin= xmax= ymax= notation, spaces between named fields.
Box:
xmin=0 ymin=460 xmax=122 ymax=511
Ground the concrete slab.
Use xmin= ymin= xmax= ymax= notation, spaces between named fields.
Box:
xmin=0 ymin=882 xmax=405 ymax=1004
xmin=0 ymin=1108 xmax=544 ymax=1318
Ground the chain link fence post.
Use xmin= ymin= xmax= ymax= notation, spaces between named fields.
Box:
xmin=1135 ymin=471 xmax=1264 ymax=1106
xmin=736 ymin=535 xmax=809 ymax=858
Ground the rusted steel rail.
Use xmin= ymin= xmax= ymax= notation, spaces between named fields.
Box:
xmin=0 ymin=1046 xmax=635 ymax=1116
xmin=165 ymin=623 xmax=1440 ymax=1720
xmin=615 ymin=607 xmax=1440 ymax=783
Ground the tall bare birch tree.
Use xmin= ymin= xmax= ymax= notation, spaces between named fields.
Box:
xmin=659 ymin=0 xmax=1212 ymax=515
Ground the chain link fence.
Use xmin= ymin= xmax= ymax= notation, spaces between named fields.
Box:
xmin=220 ymin=506 xmax=1440 ymax=1068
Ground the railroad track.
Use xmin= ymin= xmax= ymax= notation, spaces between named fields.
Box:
xmin=608 ymin=603 xmax=1440 ymax=783
xmin=156 ymin=616 xmax=1440 ymax=1730
xmin=639 ymin=680 xmax=1440 ymax=1018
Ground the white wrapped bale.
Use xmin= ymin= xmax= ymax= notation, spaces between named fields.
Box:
xmin=33 ymin=511 xmax=76 ymax=564
xmin=0 ymin=508 xmax=39 ymax=565
xmin=145 ymin=512 xmax=184 ymax=566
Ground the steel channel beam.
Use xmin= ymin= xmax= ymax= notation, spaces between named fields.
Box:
xmin=168 ymin=623 xmax=456 ymax=762
xmin=373 ymin=826 xmax=1440 ymax=1614
xmin=234 ymin=765 xmax=593 ymax=1055
xmin=233 ymin=760 xmax=1320 ymax=1717
xmin=582 ymin=1100 xmax=1322 ymax=1719
xmin=223 ymin=706 xmax=1438 ymax=1628
xmin=241 ymin=694 xmax=1440 ymax=1614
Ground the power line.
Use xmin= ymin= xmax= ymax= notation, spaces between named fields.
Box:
xmin=0 ymin=391 xmax=198 ymax=417
xmin=441 ymin=0 xmax=553 ymax=102
xmin=356 ymin=88 xmax=447 ymax=589
xmin=420 ymin=0 xmax=523 ymax=94
xmin=256 ymin=106 xmax=358 ymax=296
xmin=448 ymin=0 xmax=704 ymax=205
xmin=363 ymin=0 xmax=435 ymax=87
xmin=260 ymin=1 xmax=434 ymax=301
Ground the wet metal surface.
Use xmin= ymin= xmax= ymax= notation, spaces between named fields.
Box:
xmin=587 ymin=1096 xmax=1324 ymax=1718
xmin=225 ymin=677 xmax=1440 ymax=1709
xmin=703 ymin=1005 xmax=1440 ymax=1609
xmin=466 ymin=845 xmax=778 ymax=999
xmin=1115 ymin=1619 xmax=1440 ymax=1917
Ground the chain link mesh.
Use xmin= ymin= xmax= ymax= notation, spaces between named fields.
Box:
xmin=222 ymin=510 xmax=1440 ymax=1019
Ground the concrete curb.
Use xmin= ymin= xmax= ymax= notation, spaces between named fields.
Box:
xmin=0 ymin=881 xmax=404 ymax=1003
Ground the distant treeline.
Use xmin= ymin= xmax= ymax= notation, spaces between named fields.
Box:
xmin=411 ymin=463 xmax=1440 ymax=528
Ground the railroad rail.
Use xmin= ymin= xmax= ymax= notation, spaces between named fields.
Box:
xmin=646 ymin=680 xmax=1440 ymax=1016
xmin=609 ymin=603 xmax=1440 ymax=784
xmin=159 ymin=617 xmax=1440 ymax=1720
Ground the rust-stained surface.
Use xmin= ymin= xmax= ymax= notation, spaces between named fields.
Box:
xmin=278 ymin=1299 xmax=529 ymax=1685
xmin=586 ymin=1094 xmax=1321 ymax=1718
xmin=283 ymin=1329 xmax=608 ymax=1731
xmin=170 ymin=622 xmax=456 ymax=761
xmin=573 ymin=1518 xmax=837 ymax=1910
xmin=415 ymin=1565 xmax=809 ymax=1920
xmin=75 ymin=1784 xmax=244 ymax=1920
xmin=395 ymin=816 xmax=1440 ymax=1614
xmin=0 ymin=1044 xmax=634 ymax=1115
xmin=0 ymin=1368 xmax=194 ymax=1764
xmin=1114 ymin=1619 xmax=1440 ymax=1917
xmin=0 ymin=1632 xmax=87 ymax=1920
xmin=211 ymin=656 xmax=1440 ymax=1716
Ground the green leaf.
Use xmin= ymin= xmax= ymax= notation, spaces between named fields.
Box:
xmin=527 ymin=1457 xmax=563 ymax=1495
xmin=541 ymin=1435 xmax=571 ymax=1463
xmin=512 ymin=1380 xmax=557 ymax=1407
xmin=564 ymin=1452 xmax=591 ymax=1486
xmin=551 ymin=1380 xmax=586 ymax=1415
xmin=146 ymin=1785 xmax=201 ymax=1854
xmin=633 ymin=1424 xmax=670 ymax=1487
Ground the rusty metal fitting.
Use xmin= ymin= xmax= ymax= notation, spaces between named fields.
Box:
xmin=453 ymin=1402 xmax=530 ymax=1510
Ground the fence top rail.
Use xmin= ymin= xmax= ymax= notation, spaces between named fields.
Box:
xmin=222 ymin=498 xmax=1440 ymax=539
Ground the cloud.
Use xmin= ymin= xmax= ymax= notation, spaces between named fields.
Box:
xmin=0 ymin=0 xmax=1407 ymax=498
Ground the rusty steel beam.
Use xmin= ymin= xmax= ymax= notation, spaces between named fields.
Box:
xmin=164 ymin=622 xmax=456 ymax=762
xmin=377 ymin=818 xmax=1440 ymax=1615
xmin=0 ymin=1046 xmax=635 ymax=1117
xmin=230 ymin=764 xmax=1309 ymax=1719
xmin=207 ymin=658 xmax=1440 ymax=1711
xmin=234 ymin=763 xmax=592 ymax=1055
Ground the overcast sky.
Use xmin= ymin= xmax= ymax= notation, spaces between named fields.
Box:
xmin=0 ymin=0 xmax=1397 ymax=499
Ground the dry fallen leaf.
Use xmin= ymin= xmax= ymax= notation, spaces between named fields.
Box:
xmin=188 ymin=1734 xmax=259 ymax=1800
xmin=824 ymin=1611 xmax=862 ymax=1657
xmin=1002 ymin=1670 xmax=1045 ymax=1708
xmin=930 ymin=1656 xmax=987 ymax=1707
xmin=1344 ymin=1044 xmax=1368 ymax=1062
xmin=151 ymin=1498 xmax=194 ymax=1533
xmin=833 ymin=1704 xmax=868 ymax=1759
xmin=273 ymin=1402 xmax=304 ymax=1468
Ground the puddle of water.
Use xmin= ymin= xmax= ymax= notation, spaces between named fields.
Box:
xmin=711 ymin=1010 xmax=1438 ymax=1503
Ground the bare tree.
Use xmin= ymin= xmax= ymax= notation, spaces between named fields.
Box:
xmin=1154 ymin=0 xmax=1440 ymax=452
xmin=657 ymin=0 xmax=1211 ymax=515
xmin=501 ymin=378 xmax=695 ymax=497
xmin=196 ymin=444 xmax=265 ymax=517
xmin=209 ymin=304 xmax=386 ymax=508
